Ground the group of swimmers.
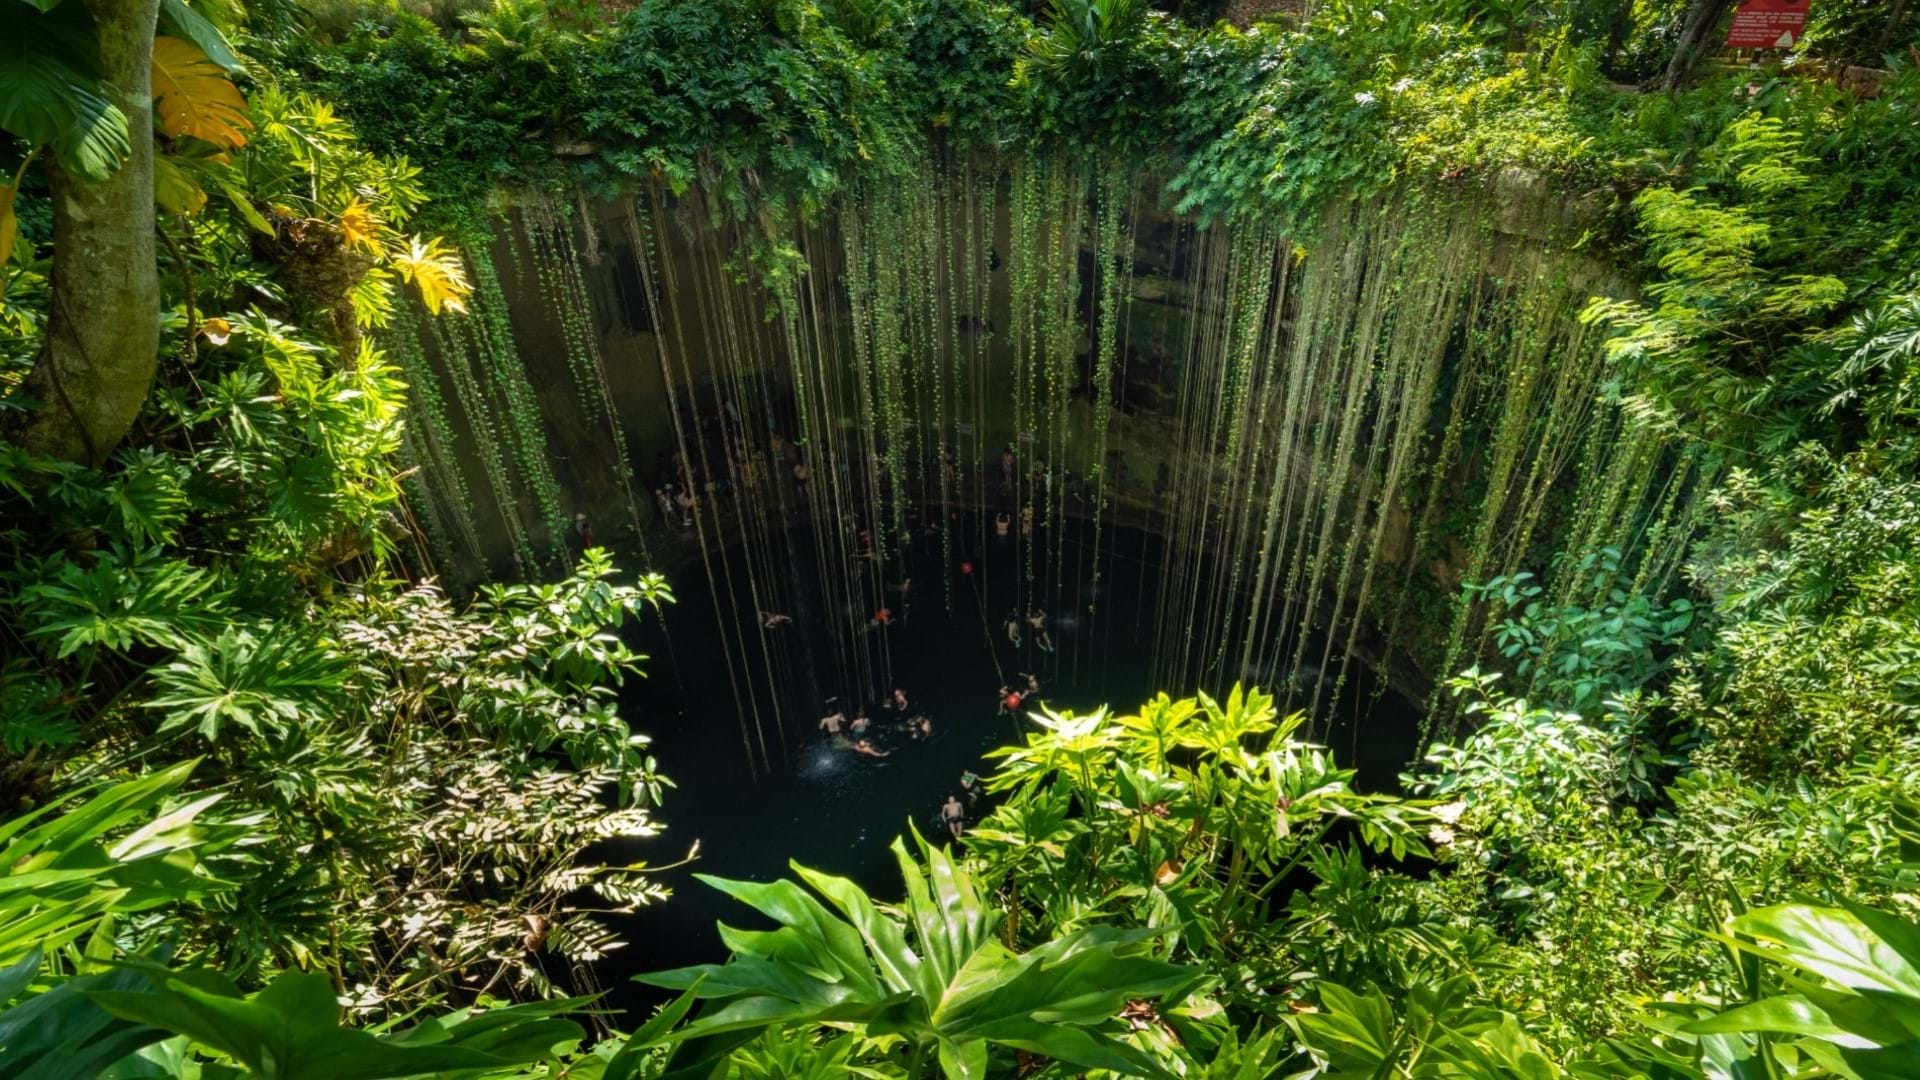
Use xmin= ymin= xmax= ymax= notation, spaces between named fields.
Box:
xmin=819 ymin=687 xmax=932 ymax=758
xmin=998 ymin=671 xmax=1042 ymax=715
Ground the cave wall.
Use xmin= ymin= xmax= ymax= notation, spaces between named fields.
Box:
xmin=393 ymin=161 xmax=1687 ymax=711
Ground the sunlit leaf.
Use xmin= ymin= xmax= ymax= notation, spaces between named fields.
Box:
xmin=339 ymin=198 xmax=380 ymax=255
xmin=390 ymin=235 xmax=470 ymax=315
xmin=152 ymin=154 xmax=207 ymax=215
xmin=151 ymin=36 xmax=251 ymax=150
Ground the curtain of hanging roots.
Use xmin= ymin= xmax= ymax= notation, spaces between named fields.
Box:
xmin=396 ymin=162 xmax=1719 ymax=766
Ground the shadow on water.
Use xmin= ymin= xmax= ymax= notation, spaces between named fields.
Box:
xmin=599 ymin=514 xmax=1422 ymax=1014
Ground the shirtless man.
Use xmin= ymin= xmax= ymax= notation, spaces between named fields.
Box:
xmin=819 ymin=709 xmax=846 ymax=736
xmin=942 ymin=794 xmax=966 ymax=838
xmin=1027 ymin=607 xmax=1054 ymax=653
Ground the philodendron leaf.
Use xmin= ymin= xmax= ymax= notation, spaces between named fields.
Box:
xmin=151 ymin=37 xmax=251 ymax=151
xmin=0 ymin=3 xmax=130 ymax=180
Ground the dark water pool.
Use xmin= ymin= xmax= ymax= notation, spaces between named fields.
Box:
xmin=599 ymin=512 xmax=1420 ymax=1012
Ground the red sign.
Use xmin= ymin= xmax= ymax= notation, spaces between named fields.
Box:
xmin=1726 ymin=0 xmax=1810 ymax=49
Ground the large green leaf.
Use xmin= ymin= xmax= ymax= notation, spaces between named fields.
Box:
xmin=1724 ymin=904 xmax=1920 ymax=998
xmin=0 ymin=761 xmax=234 ymax=966
xmin=0 ymin=965 xmax=170 ymax=1080
xmin=637 ymin=830 xmax=1197 ymax=1079
xmin=157 ymin=0 xmax=243 ymax=76
xmin=85 ymin=967 xmax=588 ymax=1080
xmin=0 ymin=1 xmax=131 ymax=180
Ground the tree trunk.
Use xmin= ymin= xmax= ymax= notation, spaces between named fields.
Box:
xmin=1662 ymin=0 xmax=1734 ymax=90
xmin=9 ymin=0 xmax=162 ymax=467
xmin=1876 ymin=0 xmax=1911 ymax=58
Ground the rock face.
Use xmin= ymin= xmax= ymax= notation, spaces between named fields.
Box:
xmin=427 ymin=169 xmax=1638 ymax=703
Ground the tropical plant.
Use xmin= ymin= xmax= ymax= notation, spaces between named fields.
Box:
xmin=971 ymin=686 xmax=1431 ymax=969
xmin=636 ymin=832 xmax=1202 ymax=1080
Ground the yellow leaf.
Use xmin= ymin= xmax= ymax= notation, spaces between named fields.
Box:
xmin=152 ymin=37 xmax=253 ymax=150
xmin=154 ymin=155 xmax=208 ymax=215
xmin=0 ymin=179 xmax=17 ymax=271
xmin=390 ymin=235 xmax=471 ymax=316
xmin=339 ymin=199 xmax=380 ymax=255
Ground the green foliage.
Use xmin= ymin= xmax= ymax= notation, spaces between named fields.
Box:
xmin=1016 ymin=0 xmax=1151 ymax=84
xmin=0 ymin=761 xmax=239 ymax=967
xmin=146 ymin=628 xmax=350 ymax=741
xmin=637 ymin=831 xmax=1200 ymax=1079
xmin=84 ymin=965 xmax=591 ymax=1079
xmin=1476 ymin=547 xmax=1696 ymax=710
xmin=0 ymin=0 xmax=132 ymax=181
xmin=970 ymin=686 xmax=1430 ymax=977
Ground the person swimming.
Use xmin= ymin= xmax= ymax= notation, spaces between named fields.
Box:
xmin=819 ymin=707 xmax=846 ymax=736
xmin=1004 ymin=609 xmax=1022 ymax=646
xmin=892 ymin=687 xmax=910 ymax=711
xmin=916 ymin=715 xmax=933 ymax=738
xmin=850 ymin=709 xmax=870 ymax=734
xmin=760 ymin=611 xmax=792 ymax=629
xmin=850 ymin=739 xmax=889 ymax=759
xmin=942 ymin=794 xmax=966 ymax=838
xmin=995 ymin=512 xmax=1010 ymax=537
xmin=960 ymin=769 xmax=981 ymax=808
xmin=1027 ymin=607 xmax=1054 ymax=652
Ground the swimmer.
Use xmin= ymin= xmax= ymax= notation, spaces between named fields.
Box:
xmin=1027 ymin=607 xmax=1055 ymax=653
xmin=850 ymin=709 xmax=871 ymax=734
xmin=1004 ymin=609 xmax=1022 ymax=646
xmin=1018 ymin=671 xmax=1041 ymax=696
xmin=960 ymin=769 xmax=981 ymax=807
xmin=995 ymin=512 xmax=1010 ymax=537
xmin=917 ymin=715 xmax=933 ymax=738
xmin=850 ymin=739 xmax=889 ymax=759
xmin=760 ymin=611 xmax=792 ymax=629
xmin=892 ymin=687 xmax=910 ymax=712
xmin=1020 ymin=505 xmax=1034 ymax=536
xmin=942 ymin=794 xmax=966 ymax=838
xmin=819 ymin=709 xmax=846 ymax=736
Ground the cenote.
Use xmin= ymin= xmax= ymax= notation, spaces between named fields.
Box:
xmin=608 ymin=510 xmax=1423 ymax=1009
xmin=8 ymin=1 xmax=1916 ymax=1076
